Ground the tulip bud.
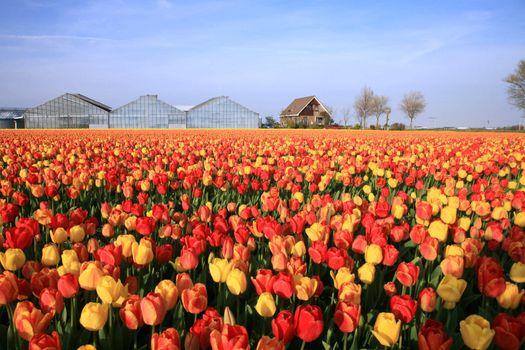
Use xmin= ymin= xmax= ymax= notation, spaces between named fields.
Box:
xmin=223 ymin=306 xmax=236 ymax=325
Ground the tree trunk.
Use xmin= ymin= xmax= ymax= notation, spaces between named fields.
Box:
xmin=410 ymin=118 xmax=413 ymax=129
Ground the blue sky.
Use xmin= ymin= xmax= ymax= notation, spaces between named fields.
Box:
xmin=1 ymin=0 xmax=524 ymax=127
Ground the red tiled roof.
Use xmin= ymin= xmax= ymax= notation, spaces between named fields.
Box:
xmin=280 ymin=96 xmax=316 ymax=116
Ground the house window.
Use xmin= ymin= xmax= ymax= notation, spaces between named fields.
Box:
xmin=317 ymin=117 xmax=323 ymax=125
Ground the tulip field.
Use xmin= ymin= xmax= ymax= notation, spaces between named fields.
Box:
xmin=1 ymin=129 xmax=525 ymax=350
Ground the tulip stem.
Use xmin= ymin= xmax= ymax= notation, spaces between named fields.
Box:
xmin=236 ymin=297 xmax=240 ymax=324
xmin=108 ymin=306 xmax=113 ymax=347
xmin=343 ymin=332 xmax=348 ymax=350
xmin=300 ymin=340 xmax=306 ymax=350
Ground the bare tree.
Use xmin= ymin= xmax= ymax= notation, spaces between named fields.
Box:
xmin=371 ymin=95 xmax=389 ymax=129
xmin=504 ymin=60 xmax=525 ymax=127
xmin=354 ymin=86 xmax=375 ymax=129
xmin=341 ymin=107 xmax=352 ymax=127
xmin=383 ymin=106 xmax=391 ymax=130
xmin=400 ymin=91 xmax=426 ymax=129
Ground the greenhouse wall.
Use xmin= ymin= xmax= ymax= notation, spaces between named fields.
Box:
xmin=186 ymin=96 xmax=259 ymax=128
xmin=23 ymin=94 xmax=110 ymax=129
xmin=110 ymin=95 xmax=186 ymax=128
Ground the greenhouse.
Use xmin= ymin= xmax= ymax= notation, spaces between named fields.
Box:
xmin=109 ymin=95 xmax=186 ymax=128
xmin=23 ymin=93 xmax=111 ymax=129
xmin=18 ymin=94 xmax=260 ymax=129
xmin=186 ymin=96 xmax=260 ymax=128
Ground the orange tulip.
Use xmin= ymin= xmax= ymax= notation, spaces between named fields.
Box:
xmin=13 ymin=301 xmax=54 ymax=341
xmin=181 ymin=283 xmax=208 ymax=314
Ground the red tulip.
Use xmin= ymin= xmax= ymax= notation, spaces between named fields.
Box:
xmin=418 ymin=319 xmax=453 ymax=350
xmin=251 ymin=269 xmax=274 ymax=295
xmin=14 ymin=301 xmax=54 ymax=341
xmin=396 ymin=262 xmax=420 ymax=287
xmin=272 ymin=310 xmax=295 ymax=344
xmin=0 ymin=271 xmax=19 ymax=305
xmin=390 ymin=294 xmax=417 ymax=323
xmin=271 ymin=272 xmax=294 ymax=299
xmin=476 ymin=257 xmax=506 ymax=298
xmin=39 ymin=288 xmax=64 ymax=315
xmin=120 ymin=294 xmax=143 ymax=330
xmin=136 ymin=216 xmax=156 ymax=236
xmin=29 ymin=331 xmax=61 ymax=350
xmin=140 ymin=292 xmax=167 ymax=326
xmin=210 ymin=324 xmax=249 ymax=350
xmin=57 ymin=273 xmax=79 ymax=299
xmin=334 ymin=301 xmax=361 ymax=333
xmin=418 ymin=287 xmax=437 ymax=313
xmin=293 ymin=304 xmax=324 ymax=342
xmin=151 ymin=327 xmax=181 ymax=350
xmin=492 ymin=313 xmax=525 ymax=350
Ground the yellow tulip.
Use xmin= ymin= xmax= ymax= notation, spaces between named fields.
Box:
xmin=358 ymin=263 xmax=375 ymax=285
xmin=459 ymin=315 xmax=495 ymax=350
xmin=255 ymin=292 xmax=276 ymax=317
xmin=78 ymin=262 xmax=105 ymax=291
xmin=514 ymin=212 xmax=525 ymax=227
xmin=115 ymin=234 xmax=136 ymax=258
xmin=77 ymin=346 xmax=96 ymax=350
xmin=436 ymin=275 xmax=467 ymax=309
xmin=131 ymin=238 xmax=154 ymax=265
xmin=428 ymin=220 xmax=448 ymax=242
xmin=50 ymin=227 xmax=68 ymax=244
xmin=226 ymin=268 xmax=247 ymax=295
xmin=330 ymin=267 xmax=355 ymax=289
xmin=294 ymin=276 xmax=318 ymax=301
xmin=155 ymin=280 xmax=179 ymax=310
xmin=41 ymin=244 xmax=60 ymax=266
xmin=208 ymin=257 xmax=234 ymax=283
xmin=458 ymin=217 xmax=471 ymax=231
xmin=61 ymin=250 xmax=81 ymax=276
xmin=96 ymin=276 xmax=127 ymax=306
xmin=444 ymin=245 xmax=464 ymax=258
xmin=69 ymin=225 xmax=86 ymax=243
xmin=440 ymin=206 xmax=457 ymax=225
xmin=509 ymin=262 xmax=525 ymax=283
xmin=0 ymin=248 xmax=26 ymax=271
xmin=305 ymin=223 xmax=325 ymax=242
xmin=364 ymin=244 xmax=383 ymax=265
xmin=496 ymin=282 xmax=524 ymax=310
xmin=491 ymin=207 xmax=507 ymax=221
xmin=372 ymin=312 xmax=401 ymax=347
xmin=80 ymin=302 xmax=108 ymax=331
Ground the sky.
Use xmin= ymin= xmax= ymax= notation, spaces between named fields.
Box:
xmin=1 ymin=0 xmax=525 ymax=127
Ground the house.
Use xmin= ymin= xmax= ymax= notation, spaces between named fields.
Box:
xmin=280 ymin=96 xmax=332 ymax=127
